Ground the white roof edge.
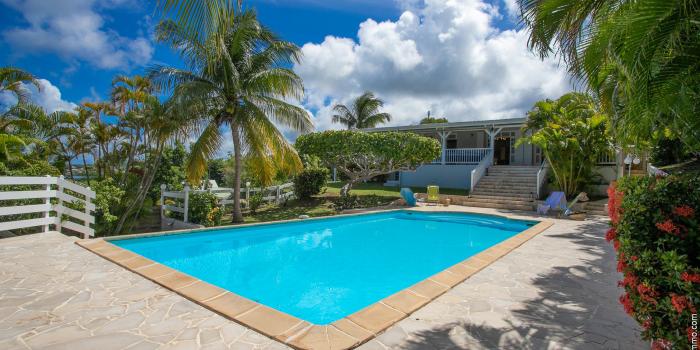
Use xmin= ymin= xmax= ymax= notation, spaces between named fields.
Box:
xmin=361 ymin=117 xmax=527 ymax=132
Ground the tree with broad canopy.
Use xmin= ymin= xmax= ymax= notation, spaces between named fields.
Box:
xmin=295 ymin=130 xmax=441 ymax=196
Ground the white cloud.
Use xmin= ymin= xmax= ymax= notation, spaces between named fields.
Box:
xmin=0 ymin=79 xmax=78 ymax=113
xmin=1 ymin=0 xmax=153 ymax=70
xmin=295 ymin=0 xmax=571 ymax=131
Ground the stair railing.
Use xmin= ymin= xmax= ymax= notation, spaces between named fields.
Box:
xmin=470 ymin=150 xmax=492 ymax=193
xmin=535 ymin=160 xmax=548 ymax=199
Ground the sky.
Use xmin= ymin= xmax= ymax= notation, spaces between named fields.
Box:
xmin=0 ymin=0 xmax=572 ymax=132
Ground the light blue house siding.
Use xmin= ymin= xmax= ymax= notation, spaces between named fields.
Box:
xmin=398 ymin=164 xmax=477 ymax=190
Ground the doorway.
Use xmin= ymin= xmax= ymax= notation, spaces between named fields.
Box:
xmin=494 ymin=137 xmax=511 ymax=165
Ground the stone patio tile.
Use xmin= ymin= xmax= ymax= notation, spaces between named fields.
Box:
xmin=136 ymin=263 xmax=175 ymax=280
xmin=408 ymin=279 xmax=449 ymax=299
xmin=429 ymin=270 xmax=464 ymax=287
xmin=346 ymin=303 xmax=405 ymax=334
xmin=381 ymin=290 xmax=430 ymax=314
xmin=235 ymin=305 xmax=303 ymax=338
xmin=121 ymin=256 xmax=155 ymax=270
xmin=286 ymin=325 xmax=328 ymax=349
xmin=331 ymin=319 xmax=373 ymax=341
xmin=327 ymin=325 xmax=361 ymax=350
xmin=177 ymin=281 xmax=227 ymax=302
xmin=156 ymin=271 xmax=198 ymax=290
xmin=202 ymin=292 xmax=257 ymax=319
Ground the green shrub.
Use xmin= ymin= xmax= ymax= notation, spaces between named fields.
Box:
xmin=91 ymin=178 xmax=126 ymax=235
xmin=188 ymin=192 xmax=222 ymax=227
xmin=248 ymin=193 xmax=264 ymax=214
xmin=608 ymin=174 xmax=699 ymax=348
xmin=332 ymin=195 xmax=391 ymax=211
xmin=293 ymin=167 xmax=328 ymax=200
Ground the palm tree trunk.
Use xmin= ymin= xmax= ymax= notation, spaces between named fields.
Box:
xmin=114 ymin=148 xmax=164 ymax=234
xmin=82 ymin=153 xmax=91 ymax=186
xmin=231 ymin=125 xmax=244 ymax=223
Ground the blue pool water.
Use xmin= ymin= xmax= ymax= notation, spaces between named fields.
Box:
xmin=113 ymin=211 xmax=536 ymax=324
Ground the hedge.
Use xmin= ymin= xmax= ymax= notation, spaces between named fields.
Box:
xmin=608 ymin=174 xmax=699 ymax=349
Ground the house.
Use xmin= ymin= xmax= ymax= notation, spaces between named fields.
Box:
xmin=363 ymin=118 xmax=632 ymax=210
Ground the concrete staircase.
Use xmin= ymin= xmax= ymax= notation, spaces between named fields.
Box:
xmin=463 ymin=166 xmax=539 ymax=211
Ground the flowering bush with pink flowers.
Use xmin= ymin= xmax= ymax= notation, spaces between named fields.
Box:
xmin=608 ymin=175 xmax=699 ymax=348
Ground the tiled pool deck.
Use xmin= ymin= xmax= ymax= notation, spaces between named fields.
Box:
xmin=0 ymin=207 xmax=645 ymax=349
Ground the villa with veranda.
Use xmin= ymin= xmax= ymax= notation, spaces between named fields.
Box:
xmin=364 ymin=117 xmax=629 ymax=211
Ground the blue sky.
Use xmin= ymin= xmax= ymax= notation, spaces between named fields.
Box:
xmin=0 ymin=0 xmax=403 ymax=104
xmin=0 ymin=0 xmax=569 ymax=130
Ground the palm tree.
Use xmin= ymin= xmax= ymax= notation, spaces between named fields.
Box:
xmin=151 ymin=9 xmax=313 ymax=222
xmin=112 ymin=94 xmax=194 ymax=233
xmin=332 ymin=92 xmax=391 ymax=129
xmin=0 ymin=67 xmax=41 ymax=104
xmin=519 ymin=0 xmax=700 ymax=151
xmin=111 ymin=75 xmax=154 ymax=184
xmin=69 ymin=108 xmax=96 ymax=185
xmin=83 ymin=101 xmax=113 ymax=179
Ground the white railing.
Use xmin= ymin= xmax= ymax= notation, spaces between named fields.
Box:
xmin=535 ymin=160 xmax=548 ymax=199
xmin=470 ymin=150 xmax=492 ymax=193
xmin=597 ymin=150 xmax=617 ymax=165
xmin=161 ymin=182 xmax=294 ymax=223
xmin=432 ymin=148 xmax=491 ymax=164
xmin=0 ymin=176 xmax=95 ymax=238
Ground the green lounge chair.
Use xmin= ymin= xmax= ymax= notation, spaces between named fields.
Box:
xmin=427 ymin=185 xmax=440 ymax=205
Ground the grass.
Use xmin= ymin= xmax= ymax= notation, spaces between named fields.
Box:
xmin=323 ymin=182 xmax=467 ymax=197
xmin=218 ymin=182 xmax=468 ymax=224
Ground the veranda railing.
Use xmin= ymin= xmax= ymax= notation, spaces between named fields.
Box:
xmin=0 ymin=176 xmax=95 ymax=238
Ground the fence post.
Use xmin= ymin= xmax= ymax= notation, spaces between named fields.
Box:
xmin=245 ymin=182 xmax=250 ymax=208
xmin=55 ymin=175 xmax=64 ymax=233
xmin=44 ymin=175 xmax=52 ymax=233
xmin=84 ymin=187 xmax=92 ymax=239
xmin=183 ymin=185 xmax=190 ymax=223
xmin=160 ymin=184 xmax=166 ymax=222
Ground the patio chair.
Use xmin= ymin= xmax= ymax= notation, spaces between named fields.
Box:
xmin=427 ymin=185 xmax=440 ymax=205
xmin=400 ymin=188 xmax=417 ymax=206
xmin=537 ymin=191 xmax=567 ymax=215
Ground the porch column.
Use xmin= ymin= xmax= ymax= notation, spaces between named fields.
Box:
xmin=485 ymin=127 xmax=502 ymax=164
xmin=437 ymin=130 xmax=452 ymax=165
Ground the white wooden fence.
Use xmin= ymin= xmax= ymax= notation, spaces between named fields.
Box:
xmin=160 ymin=182 xmax=294 ymax=223
xmin=0 ymin=176 xmax=95 ymax=238
xmin=432 ymin=148 xmax=491 ymax=165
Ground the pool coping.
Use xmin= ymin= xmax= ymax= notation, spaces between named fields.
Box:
xmin=76 ymin=208 xmax=553 ymax=350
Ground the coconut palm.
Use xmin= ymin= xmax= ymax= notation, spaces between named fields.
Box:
xmin=332 ymin=92 xmax=391 ymax=129
xmin=519 ymin=0 xmax=700 ymax=151
xmin=0 ymin=67 xmax=41 ymax=104
xmin=112 ymin=94 xmax=194 ymax=233
xmin=68 ymin=108 xmax=97 ymax=185
xmin=83 ymin=101 xmax=114 ymax=178
xmin=151 ymin=9 xmax=313 ymax=223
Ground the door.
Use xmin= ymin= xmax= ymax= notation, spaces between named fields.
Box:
xmin=494 ymin=137 xmax=511 ymax=165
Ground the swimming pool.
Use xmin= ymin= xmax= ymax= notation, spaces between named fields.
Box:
xmin=111 ymin=210 xmax=537 ymax=325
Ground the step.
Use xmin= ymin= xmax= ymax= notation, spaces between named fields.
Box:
xmin=474 ymin=185 xmax=535 ymax=191
xmin=478 ymin=179 xmax=537 ymax=185
xmin=457 ymin=200 xmax=535 ymax=211
xmin=461 ymin=196 xmax=534 ymax=205
xmin=472 ymin=190 xmax=535 ymax=197
xmin=469 ymin=194 xmax=534 ymax=201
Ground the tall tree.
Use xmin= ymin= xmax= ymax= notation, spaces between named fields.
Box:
xmin=519 ymin=0 xmax=700 ymax=151
xmin=0 ymin=67 xmax=41 ymax=104
xmin=152 ymin=9 xmax=313 ymax=222
xmin=332 ymin=91 xmax=391 ymax=129
xmin=517 ymin=92 xmax=610 ymax=197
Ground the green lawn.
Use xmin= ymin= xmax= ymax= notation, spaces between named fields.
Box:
xmin=323 ymin=182 xmax=468 ymax=197
xmin=219 ymin=182 xmax=467 ymax=225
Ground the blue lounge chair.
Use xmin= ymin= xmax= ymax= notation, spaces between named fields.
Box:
xmin=537 ymin=191 xmax=567 ymax=215
xmin=400 ymin=188 xmax=416 ymax=206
